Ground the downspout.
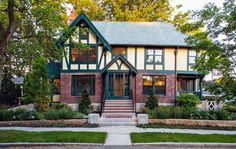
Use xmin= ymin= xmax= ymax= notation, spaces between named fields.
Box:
xmin=174 ymin=47 xmax=179 ymax=106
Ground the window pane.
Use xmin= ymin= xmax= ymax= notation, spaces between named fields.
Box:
xmin=155 ymin=76 xmax=166 ymax=95
xmin=189 ymin=57 xmax=196 ymax=64
xmin=79 ymin=49 xmax=87 ymax=62
xmin=147 ymin=55 xmax=154 ymax=62
xmin=72 ymin=48 xmax=78 ymax=63
xmin=143 ymin=76 xmax=153 ymax=94
xmin=155 ymin=49 xmax=162 ymax=55
xmin=189 ymin=50 xmax=196 ymax=56
xmin=71 ymin=75 xmax=95 ymax=96
xmin=114 ymin=47 xmax=126 ymax=56
xmin=89 ymin=47 xmax=96 ymax=63
xmin=147 ymin=49 xmax=154 ymax=55
xmin=187 ymin=80 xmax=194 ymax=91
xmin=155 ymin=56 xmax=162 ymax=63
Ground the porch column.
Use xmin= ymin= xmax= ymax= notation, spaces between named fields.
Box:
xmin=199 ymin=78 xmax=203 ymax=100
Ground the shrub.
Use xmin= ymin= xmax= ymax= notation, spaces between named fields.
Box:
xmin=152 ymin=106 xmax=173 ymax=119
xmin=145 ymin=92 xmax=159 ymax=110
xmin=78 ymin=89 xmax=92 ymax=115
xmin=215 ymin=109 xmax=230 ymax=120
xmin=177 ymin=93 xmax=199 ymax=109
xmin=203 ymin=96 xmax=220 ymax=101
xmin=224 ymin=104 xmax=236 ymax=113
xmin=44 ymin=107 xmax=76 ymax=120
xmin=173 ymin=107 xmax=192 ymax=119
xmin=52 ymin=102 xmax=67 ymax=109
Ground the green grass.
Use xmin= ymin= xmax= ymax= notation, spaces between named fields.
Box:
xmin=0 ymin=130 xmax=107 ymax=143
xmin=138 ymin=123 xmax=236 ymax=131
xmin=131 ymin=132 xmax=236 ymax=143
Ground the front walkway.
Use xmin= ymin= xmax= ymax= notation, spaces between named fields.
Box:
xmin=1 ymin=126 xmax=236 ymax=145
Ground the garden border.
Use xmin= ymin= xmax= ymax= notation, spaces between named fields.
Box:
xmin=149 ymin=119 xmax=236 ymax=127
xmin=0 ymin=119 xmax=89 ymax=127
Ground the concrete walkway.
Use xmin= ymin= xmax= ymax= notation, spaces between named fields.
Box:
xmin=1 ymin=126 xmax=236 ymax=145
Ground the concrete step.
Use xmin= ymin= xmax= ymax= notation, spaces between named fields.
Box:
xmin=105 ymin=100 xmax=132 ymax=102
xmin=102 ymin=112 xmax=135 ymax=118
xmin=105 ymin=104 xmax=133 ymax=107
xmin=103 ymin=109 xmax=134 ymax=113
xmin=99 ymin=121 xmax=137 ymax=126
xmin=99 ymin=118 xmax=136 ymax=122
xmin=104 ymin=106 xmax=133 ymax=110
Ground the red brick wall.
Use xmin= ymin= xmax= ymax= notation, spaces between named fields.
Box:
xmin=134 ymin=72 xmax=176 ymax=105
xmin=60 ymin=73 xmax=103 ymax=104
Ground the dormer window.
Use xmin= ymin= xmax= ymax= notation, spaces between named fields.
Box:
xmin=78 ymin=46 xmax=97 ymax=64
xmin=113 ymin=47 xmax=126 ymax=57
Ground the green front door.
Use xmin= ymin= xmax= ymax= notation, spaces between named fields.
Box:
xmin=106 ymin=72 xmax=131 ymax=99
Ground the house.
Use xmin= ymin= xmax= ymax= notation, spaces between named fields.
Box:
xmin=50 ymin=12 xmax=204 ymax=113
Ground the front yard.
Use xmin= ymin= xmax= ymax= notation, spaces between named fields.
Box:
xmin=0 ymin=130 xmax=107 ymax=143
xmin=131 ymin=132 xmax=236 ymax=143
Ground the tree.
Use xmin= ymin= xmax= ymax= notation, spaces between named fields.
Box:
xmin=22 ymin=57 xmax=51 ymax=111
xmin=0 ymin=68 xmax=16 ymax=105
xmin=78 ymin=89 xmax=92 ymax=114
xmin=186 ymin=0 xmax=236 ymax=102
xmin=145 ymin=92 xmax=159 ymax=110
xmin=0 ymin=0 xmax=68 ymax=79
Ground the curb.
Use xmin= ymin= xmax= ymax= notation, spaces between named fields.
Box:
xmin=0 ymin=142 xmax=103 ymax=147
xmin=133 ymin=142 xmax=236 ymax=148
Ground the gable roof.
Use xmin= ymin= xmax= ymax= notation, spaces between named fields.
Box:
xmin=57 ymin=12 xmax=112 ymax=51
xmin=92 ymin=21 xmax=189 ymax=47
xmin=101 ymin=55 xmax=138 ymax=74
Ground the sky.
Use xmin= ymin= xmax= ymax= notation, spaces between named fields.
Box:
xmin=170 ymin=0 xmax=224 ymax=11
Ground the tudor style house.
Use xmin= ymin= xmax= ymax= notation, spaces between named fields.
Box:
xmin=50 ymin=12 xmax=203 ymax=114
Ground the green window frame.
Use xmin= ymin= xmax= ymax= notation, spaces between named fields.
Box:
xmin=146 ymin=49 xmax=163 ymax=64
xmin=71 ymin=75 xmax=95 ymax=96
xmin=142 ymin=75 xmax=166 ymax=95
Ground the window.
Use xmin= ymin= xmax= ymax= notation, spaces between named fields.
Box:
xmin=71 ymin=75 xmax=95 ymax=96
xmin=113 ymin=47 xmax=126 ymax=57
xmin=143 ymin=75 xmax=166 ymax=95
xmin=146 ymin=49 xmax=163 ymax=64
xmin=71 ymin=48 xmax=79 ymax=63
xmin=53 ymin=79 xmax=61 ymax=94
xmin=177 ymin=79 xmax=195 ymax=92
xmin=189 ymin=50 xmax=197 ymax=65
xmin=78 ymin=46 xmax=97 ymax=64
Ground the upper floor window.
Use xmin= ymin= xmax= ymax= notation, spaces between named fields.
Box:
xmin=71 ymin=48 xmax=79 ymax=63
xmin=189 ymin=50 xmax=197 ymax=65
xmin=146 ymin=49 xmax=163 ymax=64
xmin=143 ymin=75 xmax=166 ymax=95
xmin=79 ymin=46 xmax=96 ymax=64
xmin=113 ymin=47 xmax=126 ymax=57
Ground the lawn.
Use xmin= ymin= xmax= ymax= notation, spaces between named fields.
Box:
xmin=131 ymin=132 xmax=236 ymax=143
xmin=0 ymin=130 xmax=107 ymax=143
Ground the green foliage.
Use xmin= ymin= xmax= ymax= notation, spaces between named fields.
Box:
xmin=145 ymin=92 xmax=159 ymax=110
xmin=0 ymin=69 xmax=17 ymax=105
xmin=43 ymin=107 xmax=76 ymax=120
xmin=177 ymin=93 xmax=199 ymax=109
xmin=202 ymin=96 xmax=221 ymax=101
xmin=22 ymin=57 xmax=50 ymax=111
xmin=224 ymin=104 xmax=236 ymax=113
xmin=0 ymin=108 xmax=40 ymax=121
xmin=78 ymin=89 xmax=92 ymax=115
xmin=192 ymin=110 xmax=231 ymax=120
xmin=186 ymin=1 xmax=236 ymax=102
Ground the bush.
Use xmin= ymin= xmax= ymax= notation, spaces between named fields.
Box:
xmin=173 ymin=107 xmax=192 ymax=119
xmin=78 ymin=89 xmax=92 ymax=115
xmin=44 ymin=107 xmax=76 ymax=120
xmin=177 ymin=93 xmax=199 ymax=109
xmin=51 ymin=102 xmax=67 ymax=109
xmin=145 ymin=93 xmax=159 ymax=110
xmin=191 ymin=109 xmax=230 ymax=120
xmin=202 ymin=96 xmax=220 ymax=101
xmin=0 ymin=108 xmax=40 ymax=121
xmin=224 ymin=104 xmax=236 ymax=113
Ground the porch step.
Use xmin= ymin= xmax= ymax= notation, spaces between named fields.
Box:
xmin=104 ymin=106 xmax=133 ymax=110
xmin=102 ymin=112 xmax=135 ymax=118
xmin=103 ymin=109 xmax=134 ymax=113
xmin=99 ymin=118 xmax=137 ymax=126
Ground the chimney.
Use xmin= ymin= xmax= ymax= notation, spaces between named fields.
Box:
xmin=69 ymin=10 xmax=76 ymax=23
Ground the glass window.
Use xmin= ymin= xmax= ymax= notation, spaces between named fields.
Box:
xmin=71 ymin=75 xmax=95 ymax=96
xmin=114 ymin=47 xmax=126 ymax=57
xmin=177 ymin=79 xmax=195 ymax=92
xmin=146 ymin=49 xmax=163 ymax=64
xmin=78 ymin=46 xmax=97 ymax=64
xmin=71 ymin=48 xmax=79 ymax=63
xmin=189 ymin=50 xmax=197 ymax=64
xmin=143 ymin=75 xmax=166 ymax=95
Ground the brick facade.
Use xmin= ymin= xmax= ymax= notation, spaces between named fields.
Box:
xmin=60 ymin=72 xmax=176 ymax=106
xmin=60 ymin=73 xmax=103 ymax=104
xmin=134 ymin=72 xmax=176 ymax=105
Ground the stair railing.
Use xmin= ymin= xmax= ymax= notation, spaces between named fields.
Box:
xmin=101 ymin=91 xmax=106 ymax=114
xmin=130 ymin=89 xmax=136 ymax=113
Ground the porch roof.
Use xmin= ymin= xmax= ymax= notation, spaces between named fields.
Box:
xmin=101 ymin=55 xmax=138 ymax=74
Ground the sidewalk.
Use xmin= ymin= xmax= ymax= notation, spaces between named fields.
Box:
xmin=1 ymin=126 xmax=236 ymax=145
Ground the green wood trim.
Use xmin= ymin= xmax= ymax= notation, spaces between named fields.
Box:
xmin=135 ymin=47 xmax=137 ymax=68
xmin=98 ymin=50 xmax=104 ymax=69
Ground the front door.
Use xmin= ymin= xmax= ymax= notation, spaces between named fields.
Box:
xmin=106 ymin=73 xmax=131 ymax=99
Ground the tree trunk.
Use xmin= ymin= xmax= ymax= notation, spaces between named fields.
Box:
xmin=0 ymin=45 xmax=5 ymax=88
